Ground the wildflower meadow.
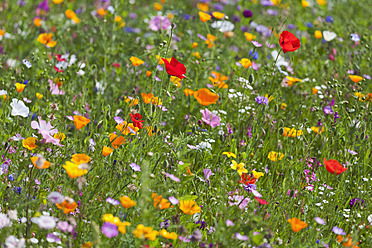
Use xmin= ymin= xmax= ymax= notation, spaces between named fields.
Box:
xmin=1 ymin=0 xmax=372 ymax=247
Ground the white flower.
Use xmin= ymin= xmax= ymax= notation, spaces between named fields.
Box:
xmin=47 ymin=192 xmax=64 ymax=204
xmin=0 ymin=213 xmax=11 ymax=229
xmin=211 ymin=21 xmax=234 ymax=32
xmin=10 ymin=99 xmax=29 ymax=117
xmin=7 ymin=210 xmax=17 ymax=220
xmin=5 ymin=235 xmax=25 ymax=248
xmin=0 ymin=90 xmax=7 ymax=95
xmin=32 ymin=215 xmax=56 ymax=229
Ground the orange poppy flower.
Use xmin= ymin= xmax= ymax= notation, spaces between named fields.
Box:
xmin=73 ymin=115 xmax=90 ymax=130
xmin=288 ymin=218 xmax=307 ymax=232
xmin=71 ymin=154 xmax=91 ymax=165
xmin=34 ymin=17 xmax=42 ymax=27
xmin=141 ymin=93 xmax=154 ymax=104
xmin=16 ymin=83 xmax=26 ymax=93
xmin=151 ymin=193 xmax=171 ymax=210
xmin=120 ymin=196 xmax=136 ymax=208
xmin=116 ymin=122 xmax=139 ymax=135
xmin=348 ymin=75 xmax=363 ymax=83
xmin=109 ymin=133 xmax=125 ymax=149
xmin=23 ymin=137 xmax=38 ymax=150
xmin=184 ymin=89 xmax=195 ymax=97
xmin=193 ymin=88 xmax=219 ymax=106
xmin=102 ymin=146 xmax=113 ymax=157
xmin=130 ymin=56 xmax=144 ymax=67
xmin=31 ymin=156 xmax=51 ymax=169
xmin=56 ymin=199 xmax=78 ymax=214
xmin=97 ymin=8 xmax=107 ymax=16
xmin=37 ymin=33 xmax=57 ymax=48
xmin=205 ymin=34 xmax=216 ymax=48
xmin=199 ymin=12 xmax=211 ymax=22
xmin=212 ymin=12 xmax=224 ymax=19
xmin=179 ymin=200 xmax=201 ymax=215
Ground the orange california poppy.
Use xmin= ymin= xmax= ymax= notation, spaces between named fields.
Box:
xmin=288 ymin=218 xmax=307 ymax=232
xmin=56 ymin=199 xmax=78 ymax=214
xmin=193 ymin=88 xmax=219 ymax=106
xmin=73 ymin=115 xmax=90 ymax=130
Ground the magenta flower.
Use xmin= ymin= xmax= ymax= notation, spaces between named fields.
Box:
xmin=49 ymin=79 xmax=65 ymax=95
xmin=203 ymin=169 xmax=212 ymax=184
xmin=129 ymin=162 xmax=141 ymax=172
xmin=200 ymin=108 xmax=220 ymax=128
xmin=149 ymin=16 xmax=171 ymax=31
xmin=102 ymin=222 xmax=118 ymax=238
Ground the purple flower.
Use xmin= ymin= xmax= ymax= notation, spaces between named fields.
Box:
xmin=266 ymin=9 xmax=278 ymax=16
xmin=235 ymin=233 xmax=248 ymax=241
xmin=149 ymin=16 xmax=171 ymax=31
xmin=347 ymin=149 xmax=358 ymax=155
xmin=37 ymin=0 xmax=49 ymax=12
xmin=350 ymin=198 xmax=365 ymax=207
xmin=165 ymin=173 xmax=180 ymax=182
xmin=226 ymin=219 xmax=235 ymax=226
xmin=46 ymin=233 xmax=61 ymax=243
xmin=251 ymin=41 xmax=262 ymax=47
xmin=334 ymin=111 xmax=340 ymax=122
xmin=203 ymin=169 xmax=212 ymax=184
xmin=314 ymin=217 xmax=326 ymax=225
xmin=57 ymin=221 xmax=73 ymax=232
xmin=102 ymin=222 xmax=118 ymax=238
xmin=129 ymin=162 xmax=141 ymax=172
xmin=242 ymin=9 xmax=253 ymax=18
xmin=332 ymin=226 xmax=346 ymax=235
xmin=200 ymin=109 xmax=221 ymax=128
xmin=106 ymin=197 xmax=120 ymax=205
xmin=323 ymin=106 xmax=333 ymax=115
xmin=255 ymin=96 xmax=269 ymax=105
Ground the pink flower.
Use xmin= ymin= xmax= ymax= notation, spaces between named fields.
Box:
xmin=200 ymin=108 xmax=220 ymax=128
xmin=31 ymin=116 xmax=63 ymax=146
xmin=49 ymin=79 xmax=65 ymax=95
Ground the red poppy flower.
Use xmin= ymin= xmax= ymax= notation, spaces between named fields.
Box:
xmin=130 ymin=113 xmax=144 ymax=129
xmin=54 ymin=66 xmax=64 ymax=73
xmin=323 ymin=158 xmax=347 ymax=175
xmin=238 ymin=173 xmax=256 ymax=185
xmin=56 ymin=54 xmax=66 ymax=62
xmin=279 ymin=31 xmax=301 ymax=54
xmin=255 ymin=197 xmax=268 ymax=205
xmin=161 ymin=57 xmax=186 ymax=79
xmin=112 ymin=63 xmax=120 ymax=68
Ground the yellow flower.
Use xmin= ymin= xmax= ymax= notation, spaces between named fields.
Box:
xmin=283 ymin=127 xmax=303 ymax=137
xmin=205 ymin=34 xmax=216 ymax=48
xmin=314 ymin=30 xmax=322 ymax=39
xmin=209 ymin=71 xmax=228 ymax=89
xmin=117 ymin=221 xmax=131 ymax=234
xmin=264 ymin=94 xmax=274 ymax=102
xmin=311 ymin=126 xmax=325 ymax=134
xmin=230 ymin=160 xmax=248 ymax=175
xmin=160 ymin=229 xmax=178 ymax=240
xmin=270 ymin=0 xmax=281 ymax=5
xmin=0 ymin=29 xmax=5 ymax=36
xmin=193 ymin=52 xmax=201 ymax=59
xmin=65 ymin=9 xmax=80 ymax=24
xmin=197 ymin=3 xmax=209 ymax=11
xmin=37 ymin=33 xmax=57 ymax=48
xmin=36 ymin=93 xmax=43 ymax=99
xmin=239 ymin=58 xmax=252 ymax=69
xmin=71 ymin=154 xmax=91 ymax=165
xmin=192 ymin=42 xmax=198 ymax=48
xmin=130 ymin=56 xmax=144 ymax=67
xmin=179 ymin=200 xmax=201 ymax=215
xmin=81 ymin=242 xmax=93 ymax=248
xmin=114 ymin=16 xmax=122 ymax=22
xmin=23 ymin=137 xmax=37 ymax=150
xmin=133 ymin=225 xmax=159 ymax=241
xmin=285 ymin=76 xmax=302 ymax=86
xmin=268 ymin=151 xmax=284 ymax=162
xmin=199 ymin=12 xmax=211 ymax=22
xmin=63 ymin=161 xmax=88 ymax=178
xmin=222 ymin=151 xmax=237 ymax=158
xmin=281 ymin=103 xmax=287 ymax=109
xmin=244 ymin=32 xmax=256 ymax=41
xmin=124 ymin=96 xmax=139 ymax=106
xmin=288 ymin=218 xmax=307 ymax=232
xmin=53 ymin=132 xmax=66 ymax=141
xmin=252 ymin=170 xmax=264 ymax=179
xmin=212 ymin=12 xmax=224 ymax=19
xmin=53 ymin=0 xmax=63 ymax=3
xmin=348 ymin=75 xmax=363 ymax=83
xmin=120 ymin=196 xmax=136 ymax=208
xmin=102 ymin=214 xmax=131 ymax=233
xmin=171 ymin=76 xmax=182 ymax=88
xmin=316 ymin=0 xmax=327 ymax=6
xmin=16 ymin=83 xmax=26 ymax=93
xmin=302 ymin=0 xmax=309 ymax=7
